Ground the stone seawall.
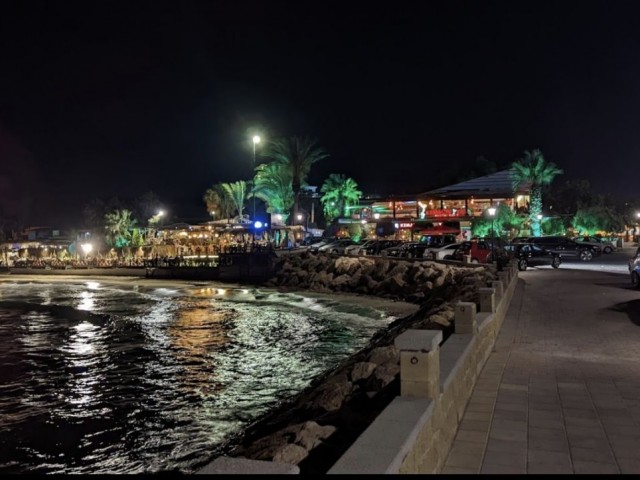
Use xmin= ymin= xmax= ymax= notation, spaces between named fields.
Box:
xmin=200 ymin=252 xmax=497 ymax=474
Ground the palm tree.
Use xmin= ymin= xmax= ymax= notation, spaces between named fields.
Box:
xmin=320 ymin=173 xmax=363 ymax=223
xmin=203 ymin=183 xmax=234 ymax=222
xmin=512 ymin=149 xmax=563 ymax=237
xmin=262 ymin=136 xmax=329 ymax=224
xmin=104 ymin=209 xmax=137 ymax=248
xmin=221 ymin=181 xmax=249 ymax=221
xmin=249 ymin=162 xmax=294 ymax=223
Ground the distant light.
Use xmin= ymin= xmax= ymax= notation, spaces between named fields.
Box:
xmin=81 ymin=243 xmax=93 ymax=254
xmin=158 ymin=210 xmax=164 ymax=217
xmin=297 ymin=214 xmax=303 ymax=220
xmin=254 ymin=221 xmax=263 ymax=229
xmin=252 ymin=135 xmax=261 ymax=144
xmin=487 ymin=207 xmax=497 ymax=216
xmin=537 ymin=214 xmax=543 ymax=220
xmin=373 ymin=213 xmax=380 ymax=219
xmin=394 ymin=223 xmax=399 ymax=229
xmin=361 ymin=219 xmax=367 ymax=224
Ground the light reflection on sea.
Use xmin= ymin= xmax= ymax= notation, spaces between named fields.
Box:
xmin=0 ymin=280 xmax=395 ymax=474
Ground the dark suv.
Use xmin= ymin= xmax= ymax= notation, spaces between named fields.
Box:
xmin=527 ymin=236 xmax=601 ymax=261
xmin=511 ymin=243 xmax=561 ymax=271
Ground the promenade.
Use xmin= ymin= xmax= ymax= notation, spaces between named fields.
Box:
xmin=442 ymin=256 xmax=640 ymax=474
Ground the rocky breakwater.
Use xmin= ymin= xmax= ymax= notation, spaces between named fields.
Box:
xmin=214 ymin=252 xmax=497 ymax=474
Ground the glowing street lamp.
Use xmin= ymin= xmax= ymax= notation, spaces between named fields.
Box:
xmin=81 ymin=243 xmax=93 ymax=257
xmin=252 ymin=135 xmax=261 ymax=221
xmin=487 ymin=206 xmax=497 ymax=265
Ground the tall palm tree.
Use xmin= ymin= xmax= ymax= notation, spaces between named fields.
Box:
xmin=203 ymin=183 xmax=234 ymax=222
xmin=512 ymin=149 xmax=563 ymax=237
xmin=249 ymin=162 xmax=294 ymax=222
xmin=262 ymin=136 xmax=329 ymax=224
xmin=104 ymin=209 xmax=137 ymax=248
xmin=320 ymin=173 xmax=363 ymax=223
xmin=221 ymin=180 xmax=249 ymax=221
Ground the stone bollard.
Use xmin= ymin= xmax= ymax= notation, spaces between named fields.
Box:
xmin=478 ymin=287 xmax=496 ymax=313
xmin=491 ymin=280 xmax=504 ymax=302
xmin=394 ymin=329 xmax=443 ymax=400
xmin=497 ymin=271 xmax=509 ymax=289
xmin=464 ymin=254 xmax=472 ymax=264
xmin=455 ymin=301 xmax=477 ymax=334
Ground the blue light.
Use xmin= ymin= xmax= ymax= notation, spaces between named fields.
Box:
xmin=254 ymin=221 xmax=263 ymax=229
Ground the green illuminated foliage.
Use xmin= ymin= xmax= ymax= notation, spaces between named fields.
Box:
xmin=512 ymin=149 xmax=563 ymax=237
xmin=221 ymin=181 xmax=249 ymax=220
xmin=262 ymin=136 xmax=328 ymax=224
xmin=320 ymin=174 xmax=363 ymax=222
xmin=249 ymin=162 xmax=294 ymax=221
xmin=104 ymin=209 xmax=137 ymax=248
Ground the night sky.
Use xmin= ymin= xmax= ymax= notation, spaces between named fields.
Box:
xmin=1 ymin=0 xmax=639 ymax=227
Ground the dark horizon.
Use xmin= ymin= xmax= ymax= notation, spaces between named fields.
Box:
xmin=1 ymin=0 xmax=639 ymax=228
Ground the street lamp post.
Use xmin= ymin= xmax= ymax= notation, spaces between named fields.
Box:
xmin=252 ymin=135 xmax=261 ymax=221
xmin=488 ymin=206 xmax=497 ymax=266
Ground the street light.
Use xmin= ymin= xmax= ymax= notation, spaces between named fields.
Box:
xmin=488 ymin=206 xmax=497 ymax=266
xmin=252 ymin=135 xmax=261 ymax=221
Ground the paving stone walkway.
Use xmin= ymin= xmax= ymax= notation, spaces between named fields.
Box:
xmin=442 ymin=267 xmax=640 ymax=474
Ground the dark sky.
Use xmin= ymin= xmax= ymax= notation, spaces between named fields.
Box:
xmin=1 ymin=0 xmax=639 ymax=227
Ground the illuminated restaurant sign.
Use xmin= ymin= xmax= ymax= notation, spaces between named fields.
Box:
xmin=398 ymin=222 xmax=414 ymax=228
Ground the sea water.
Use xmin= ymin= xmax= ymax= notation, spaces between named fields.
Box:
xmin=0 ymin=279 xmax=397 ymax=474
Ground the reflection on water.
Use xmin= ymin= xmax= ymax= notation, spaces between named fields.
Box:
xmin=0 ymin=280 xmax=394 ymax=474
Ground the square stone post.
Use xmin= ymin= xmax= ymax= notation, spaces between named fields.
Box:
xmin=478 ymin=287 xmax=496 ymax=313
xmin=491 ymin=280 xmax=504 ymax=302
xmin=497 ymin=270 xmax=509 ymax=287
xmin=455 ymin=301 xmax=477 ymax=334
xmin=394 ymin=329 xmax=443 ymax=400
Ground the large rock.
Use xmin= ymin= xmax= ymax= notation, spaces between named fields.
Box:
xmin=273 ymin=443 xmax=309 ymax=464
xmin=350 ymin=362 xmax=377 ymax=382
xmin=368 ymin=345 xmax=398 ymax=365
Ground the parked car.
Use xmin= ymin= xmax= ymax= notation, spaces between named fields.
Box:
xmin=425 ymin=242 xmax=462 ymax=260
xmin=418 ymin=234 xmax=458 ymax=248
xmin=510 ymin=236 xmax=533 ymax=244
xmin=451 ymin=240 xmax=494 ymax=264
xmin=318 ymin=238 xmax=356 ymax=254
xmin=308 ymin=237 xmax=337 ymax=253
xmin=511 ymin=243 xmax=562 ymax=271
xmin=381 ymin=242 xmax=430 ymax=259
xmin=344 ymin=239 xmax=376 ymax=256
xmin=527 ymin=236 xmax=601 ymax=261
xmin=301 ymin=235 xmax=323 ymax=247
xmin=573 ymin=235 xmax=616 ymax=254
xmin=629 ymin=246 xmax=640 ymax=289
xmin=365 ymin=239 xmax=404 ymax=256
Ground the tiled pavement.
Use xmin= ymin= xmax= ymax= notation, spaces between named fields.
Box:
xmin=442 ymin=267 xmax=640 ymax=474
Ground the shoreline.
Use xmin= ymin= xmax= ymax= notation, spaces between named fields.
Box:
xmin=0 ymin=273 xmax=419 ymax=320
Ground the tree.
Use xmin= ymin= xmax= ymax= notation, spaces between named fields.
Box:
xmin=203 ymin=184 xmax=234 ymax=221
xmin=221 ymin=181 xmax=249 ymax=221
xmin=249 ymin=162 xmax=294 ymax=222
xmin=512 ymin=149 xmax=563 ymax=237
xmin=320 ymin=173 xmax=363 ymax=223
xmin=104 ymin=209 xmax=137 ymax=248
xmin=262 ymin=136 xmax=328 ymax=225
xmin=471 ymin=204 xmax=524 ymax=239
xmin=572 ymin=205 xmax=625 ymax=235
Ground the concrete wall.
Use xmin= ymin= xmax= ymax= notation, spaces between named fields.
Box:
xmin=327 ymin=260 xmax=518 ymax=474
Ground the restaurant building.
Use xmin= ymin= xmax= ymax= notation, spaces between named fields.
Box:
xmin=346 ymin=168 xmax=531 ymax=241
